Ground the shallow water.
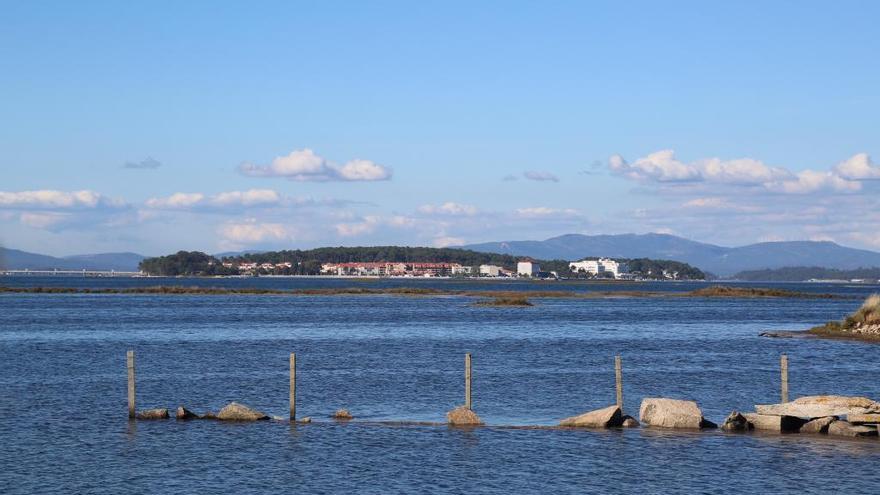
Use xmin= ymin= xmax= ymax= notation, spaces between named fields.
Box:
xmin=1 ymin=277 xmax=879 ymax=493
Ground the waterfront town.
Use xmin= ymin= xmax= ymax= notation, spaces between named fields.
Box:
xmin=220 ymin=257 xmax=632 ymax=279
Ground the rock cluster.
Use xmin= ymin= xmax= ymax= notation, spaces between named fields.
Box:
xmin=733 ymin=395 xmax=880 ymax=437
xmin=332 ymin=409 xmax=354 ymax=420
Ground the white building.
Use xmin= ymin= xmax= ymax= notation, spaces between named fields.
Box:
xmin=479 ymin=264 xmax=503 ymax=277
xmin=569 ymin=258 xmax=626 ymax=278
xmin=517 ymin=260 xmax=540 ymax=277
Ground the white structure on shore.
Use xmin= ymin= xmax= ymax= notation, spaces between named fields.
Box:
xmin=479 ymin=264 xmax=503 ymax=277
xmin=517 ymin=260 xmax=540 ymax=277
xmin=569 ymin=258 xmax=626 ymax=278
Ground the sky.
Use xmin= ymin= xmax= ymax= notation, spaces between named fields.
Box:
xmin=2 ymin=0 xmax=879 ymax=256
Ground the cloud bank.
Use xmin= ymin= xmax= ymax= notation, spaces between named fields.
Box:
xmin=238 ymin=149 xmax=392 ymax=182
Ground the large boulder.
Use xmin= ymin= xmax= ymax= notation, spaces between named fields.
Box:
xmin=827 ymin=421 xmax=878 ymax=437
xmin=721 ymin=411 xmax=750 ymax=432
xmin=446 ymin=406 xmax=483 ymax=426
xmin=743 ymin=413 xmax=807 ymax=432
xmin=136 ymin=408 xmax=169 ymax=420
xmin=639 ymin=398 xmax=713 ymax=429
xmin=755 ymin=396 xmax=880 ymax=418
xmin=559 ymin=405 xmax=623 ymax=428
xmin=800 ymin=416 xmax=837 ymax=434
xmin=217 ymin=402 xmax=269 ymax=421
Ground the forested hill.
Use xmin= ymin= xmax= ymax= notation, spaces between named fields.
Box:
xmin=138 ymin=247 xmax=706 ymax=279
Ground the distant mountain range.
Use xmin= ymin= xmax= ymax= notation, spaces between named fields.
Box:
xmin=0 ymin=247 xmax=146 ymax=272
xmin=462 ymin=233 xmax=880 ymax=276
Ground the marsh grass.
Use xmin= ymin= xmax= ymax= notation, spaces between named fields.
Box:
xmin=472 ymin=296 xmax=534 ymax=307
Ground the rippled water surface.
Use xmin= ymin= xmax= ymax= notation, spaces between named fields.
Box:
xmin=2 ymin=277 xmax=880 ymax=493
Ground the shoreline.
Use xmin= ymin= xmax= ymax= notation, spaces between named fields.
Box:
xmin=0 ymin=285 xmax=848 ymax=299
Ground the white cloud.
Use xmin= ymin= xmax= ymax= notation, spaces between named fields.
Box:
xmin=0 ymin=190 xmax=122 ymax=209
xmin=335 ymin=216 xmax=381 ymax=236
xmin=767 ymin=170 xmax=862 ymax=194
xmin=19 ymin=212 xmax=69 ymax=228
xmin=515 ymin=207 xmax=580 ymax=218
xmin=145 ymin=192 xmax=205 ymax=209
xmin=523 ymin=171 xmax=560 ymax=182
xmin=610 ymin=150 xmax=868 ymax=194
xmin=833 ymin=153 xmax=880 ymax=180
xmin=211 ymin=189 xmax=281 ymax=207
xmin=433 ymin=236 xmax=465 ymax=247
xmin=418 ymin=202 xmax=478 ymax=216
xmin=239 ymin=148 xmax=392 ymax=182
xmin=218 ymin=220 xmax=290 ymax=244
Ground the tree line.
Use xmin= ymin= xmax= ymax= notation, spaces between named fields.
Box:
xmin=138 ymin=247 xmax=706 ymax=280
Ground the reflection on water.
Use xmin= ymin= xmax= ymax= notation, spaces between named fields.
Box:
xmin=1 ymin=277 xmax=880 ymax=493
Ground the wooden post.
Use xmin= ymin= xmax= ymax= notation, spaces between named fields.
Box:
xmin=127 ymin=350 xmax=136 ymax=419
xmin=781 ymin=354 xmax=789 ymax=403
xmin=614 ymin=355 xmax=623 ymax=409
xmin=465 ymin=353 xmax=472 ymax=410
xmin=289 ymin=353 xmax=297 ymax=420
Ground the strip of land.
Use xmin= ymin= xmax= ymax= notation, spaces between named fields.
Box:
xmin=0 ymin=285 xmax=845 ymax=299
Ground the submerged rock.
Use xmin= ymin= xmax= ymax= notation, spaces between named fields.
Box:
xmin=201 ymin=411 xmax=218 ymax=420
xmin=828 ymin=421 xmax=878 ymax=437
xmin=217 ymin=402 xmax=269 ymax=421
xmin=755 ymin=396 xmax=880 ymax=418
xmin=621 ymin=415 xmax=640 ymax=428
xmin=175 ymin=406 xmax=199 ymax=420
xmin=639 ymin=398 xmax=711 ymax=429
xmin=559 ymin=405 xmax=623 ymax=428
xmin=743 ymin=413 xmax=806 ymax=432
xmin=721 ymin=411 xmax=751 ymax=432
xmin=136 ymin=408 xmax=169 ymax=420
xmin=332 ymin=409 xmax=353 ymax=420
xmin=800 ymin=416 xmax=837 ymax=434
xmin=446 ymin=406 xmax=483 ymax=426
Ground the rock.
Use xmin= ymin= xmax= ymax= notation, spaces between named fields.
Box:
xmin=446 ymin=405 xmax=483 ymax=426
xmin=800 ymin=416 xmax=837 ymax=434
xmin=621 ymin=415 xmax=640 ymax=427
xmin=201 ymin=411 xmax=218 ymax=420
xmin=216 ymin=402 xmax=269 ymax=421
xmin=755 ymin=396 xmax=880 ymax=418
xmin=332 ymin=409 xmax=353 ymax=420
xmin=847 ymin=413 xmax=880 ymax=424
xmin=559 ymin=405 xmax=623 ymax=428
xmin=743 ymin=413 xmax=807 ymax=432
xmin=136 ymin=408 xmax=169 ymax=420
xmin=298 ymin=416 xmax=312 ymax=424
xmin=639 ymin=398 xmax=709 ymax=429
xmin=827 ymin=421 xmax=878 ymax=437
xmin=759 ymin=331 xmax=798 ymax=338
xmin=700 ymin=418 xmax=718 ymax=429
xmin=175 ymin=406 xmax=199 ymax=420
xmin=721 ymin=411 xmax=751 ymax=431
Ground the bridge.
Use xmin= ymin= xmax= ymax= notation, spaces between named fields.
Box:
xmin=1 ymin=269 xmax=144 ymax=277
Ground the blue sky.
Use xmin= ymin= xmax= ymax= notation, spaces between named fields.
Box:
xmin=2 ymin=1 xmax=879 ymax=256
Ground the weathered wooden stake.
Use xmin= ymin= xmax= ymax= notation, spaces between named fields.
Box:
xmin=614 ymin=355 xmax=623 ymax=409
xmin=465 ymin=353 xmax=472 ymax=410
xmin=126 ymin=350 xmax=136 ymax=419
xmin=289 ymin=353 xmax=297 ymax=420
xmin=781 ymin=354 xmax=789 ymax=403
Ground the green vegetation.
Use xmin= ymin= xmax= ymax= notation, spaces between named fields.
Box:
xmin=473 ymin=295 xmax=533 ymax=307
xmin=138 ymin=251 xmax=237 ymax=276
xmin=808 ymin=294 xmax=880 ymax=339
xmin=733 ymin=266 xmax=880 ymax=282
xmin=138 ymin=247 xmax=707 ymax=279
xmin=689 ymin=285 xmax=840 ymax=299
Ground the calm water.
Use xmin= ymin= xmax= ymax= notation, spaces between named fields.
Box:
xmin=2 ymin=277 xmax=880 ymax=493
